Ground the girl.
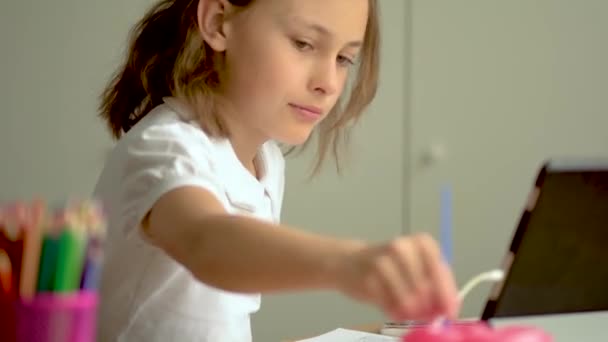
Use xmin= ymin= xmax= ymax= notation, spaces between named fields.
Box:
xmin=94 ymin=0 xmax=460 ymax=341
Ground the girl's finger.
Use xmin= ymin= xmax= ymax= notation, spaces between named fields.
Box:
xmin=390 ymin=237 xmax=426 ymax=295
xmin=418 ymin=236 xmax=458 ymax=318
xmin=374 ymin=253 xmax=412 ymax=318
xmin=431 ymin=260 xmax=460 ymax=318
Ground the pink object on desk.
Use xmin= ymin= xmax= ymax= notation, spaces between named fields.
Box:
xmin=402 ymin=321 xmax=553 ymax=342
xmin=14 ymin=291 xmax=98 ymax=342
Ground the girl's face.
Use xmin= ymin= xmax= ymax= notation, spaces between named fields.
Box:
xmin=220 ymin=0 xmax=369 ymax=146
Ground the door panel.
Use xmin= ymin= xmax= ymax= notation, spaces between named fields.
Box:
xmin=409 ymin=0 xmax=608 ymax=318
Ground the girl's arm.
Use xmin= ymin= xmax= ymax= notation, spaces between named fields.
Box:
xmin=144 ymin=185 xmax=361 ymax=293
xmin=143 ymin=186 xmax=460 ymax=321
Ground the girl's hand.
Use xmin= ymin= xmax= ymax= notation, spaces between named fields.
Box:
xmin=335 ymin=233 xmax=460 ymax=321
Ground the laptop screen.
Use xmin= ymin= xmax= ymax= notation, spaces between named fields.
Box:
xmin=482 ymin=167 xmax=608 ymax=319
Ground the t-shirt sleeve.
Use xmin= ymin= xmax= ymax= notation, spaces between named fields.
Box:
xmin=117 ymin=121 xmax=223 ymax=238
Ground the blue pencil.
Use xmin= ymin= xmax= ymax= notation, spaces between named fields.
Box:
xmin=80 ymin=236 xmax=102 ymax=290
xmin=440 ymin=184 xmax=454 ymax=266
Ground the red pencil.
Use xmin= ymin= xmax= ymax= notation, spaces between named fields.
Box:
xmin=0 ymin=249 xmax=13 ymax=296
xmin=0 ymin=203 xmax=25 ymax=298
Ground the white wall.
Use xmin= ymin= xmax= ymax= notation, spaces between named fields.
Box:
xmin=0 ymin=0 xmax=152 ymax=201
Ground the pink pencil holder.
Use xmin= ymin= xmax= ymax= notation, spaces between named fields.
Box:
xmin=1 ymin=291 xmax=98 ymax=342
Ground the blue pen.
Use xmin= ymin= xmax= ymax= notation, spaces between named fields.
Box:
xmin=440 ymin=184 xmax=454 ymax=266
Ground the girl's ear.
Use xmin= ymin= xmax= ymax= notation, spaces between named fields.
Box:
xmin=197 ymin=0 xmax=232 ymax=51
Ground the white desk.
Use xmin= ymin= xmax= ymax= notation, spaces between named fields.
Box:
xmin=289 ymin=311 xmax=608 ymax=341
xmin=491 ymin=311 xmax=608 ymax=342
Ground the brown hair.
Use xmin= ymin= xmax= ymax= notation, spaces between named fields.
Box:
xmin=99 ymin=0 xmax=380 ymax=175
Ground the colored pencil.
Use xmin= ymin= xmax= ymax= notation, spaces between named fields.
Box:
xmin=0 ymin=249 xmax=13 ymax=296
xmin=53 ymin=225 xmax=86 ymax=292
xmin=0 ymin=199 xmax=107 ymax=298
xmin=19 ymin=200 xmax=45 ymax=299
xmin=440 ymin=184 xmax=454 ymax=266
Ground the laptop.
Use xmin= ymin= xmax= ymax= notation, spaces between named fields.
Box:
xmin=481 ymin=158 xmax=608 ymax=320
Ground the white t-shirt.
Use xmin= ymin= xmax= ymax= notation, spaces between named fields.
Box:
xmin=93 ymin=97 xmax=285 ymax=342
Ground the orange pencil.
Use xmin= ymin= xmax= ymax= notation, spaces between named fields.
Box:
xmin=19 ymin=200 xmax=45 ymax=299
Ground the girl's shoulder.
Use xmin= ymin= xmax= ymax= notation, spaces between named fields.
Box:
xmin=124 ymin=97 xmax=214 ymax=146
xmin=112 ymin=97 xmax=285 ymax=174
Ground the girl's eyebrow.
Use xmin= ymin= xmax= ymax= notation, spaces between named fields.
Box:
xmin=290 ymin=16 xmax=363 ymax=48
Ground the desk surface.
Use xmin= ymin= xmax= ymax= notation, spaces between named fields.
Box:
xmin=284 ymin=323 xmax=382 ymax=342
xmin=288 ymin=311 xmax=608 ymax=341
xmin=491 ymin=311 xmax=608 ymax=342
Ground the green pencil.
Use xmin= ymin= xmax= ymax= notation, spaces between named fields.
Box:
xmin=36 ymin=234 xmax=60 ymax=292
xmin=53 ymin=226 xmax=86 ymax=292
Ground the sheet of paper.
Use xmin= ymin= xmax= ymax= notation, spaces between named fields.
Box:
xmin=296 ymin=328 xmax=399 ymax=342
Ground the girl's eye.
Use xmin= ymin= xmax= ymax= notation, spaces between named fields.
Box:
xmin=337 ymin=55 xmax=355 ymax=67
xmin=293 ymin=39 xmax=313 ymax=51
